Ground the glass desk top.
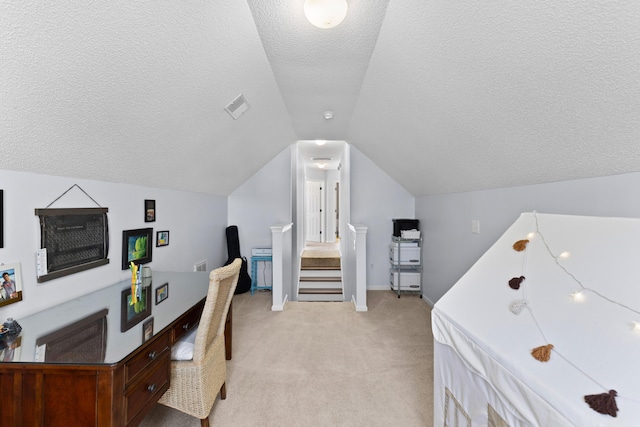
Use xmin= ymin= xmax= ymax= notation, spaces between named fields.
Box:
xmin=0 ymin=271 xmax=210 ymax=364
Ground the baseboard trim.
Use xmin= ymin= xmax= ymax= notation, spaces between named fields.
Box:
xmin=271 ymin=294 xmax=288 ymax=311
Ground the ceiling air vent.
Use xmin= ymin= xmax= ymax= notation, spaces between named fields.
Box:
xmin=224 ymin=94 xmax=250 ymax=120
xmin=311 ymin=157 xmax=333 ymax=161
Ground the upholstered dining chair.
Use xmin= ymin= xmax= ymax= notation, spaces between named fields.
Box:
xmin=158 ymin=258 xmax=241 ymax=427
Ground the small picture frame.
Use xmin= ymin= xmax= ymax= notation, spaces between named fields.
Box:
xmin=120 ymin=285 xmax=152 ymax=332
xmin=122 ymin=228 xmax=153 ymax=270
xmin=145 ymin=200 xmax=156 ymax=222
xmin=156 ymin=230 xmax=169 ymax=247
xmin=155 ymin=282 xmax=169 ymax=305
xmin=0 ymin=262 xmax=23 ymax=308
xmin=0 ymin=335 xmax=22 ymax=362
xmin=142 ymin=317 xmax=154 ymax=343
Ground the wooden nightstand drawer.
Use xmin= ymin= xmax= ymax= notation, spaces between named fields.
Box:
xmin=125 ymin=331 xmax=170 ymax=383
xmin=125 ymin=351 xmax=170 ymax=425
xmin=172 ymin=300 xmax=204 ymax=343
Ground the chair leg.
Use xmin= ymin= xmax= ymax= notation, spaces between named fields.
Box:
xmin=200 ymin=417 xmax=210 ymax=427
xmin=220 ymin=382 xmax=227 ymax=400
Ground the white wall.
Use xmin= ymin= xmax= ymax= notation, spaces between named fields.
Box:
xmin=416 ymin=171 xmax=640 ymax=305
xmin=228 ymin=147 xmax=292 ymax=285
xmin=0 ymin=169 xmax=227 ymax=320
xmin=326 ymin=169 xmax=340 ymax=243
xmin=350 ymin=146 xmax=415 ymax=289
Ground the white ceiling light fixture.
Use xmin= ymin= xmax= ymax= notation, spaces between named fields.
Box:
xmin=315 ymin=139 xmax=327 ymax=146
xmin=304 ymin=0 xmax=348 ymax=29
xmin=317 ymin=163 xmax=327 ymax=169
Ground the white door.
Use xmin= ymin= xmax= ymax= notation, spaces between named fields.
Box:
xmin=305 ymin=180 xmax=323 ymax=242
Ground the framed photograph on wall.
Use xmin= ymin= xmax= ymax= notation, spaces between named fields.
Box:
xmin=142 ymin=317 xmax=154 ymax=343
xmin=0 ymin=262 xmax=23 ymax=308
xmin=145 ymin=200 xmax=155 ymax=222
xmin=155 ymin=282 xmax=169 ymax=305
xmin=156 ymin=230 xmax=169 ymax=247
xmin=120 ymin=286 xmax=151 ymax=332
xmin=122 ymin=228 xmax=153 ymax=269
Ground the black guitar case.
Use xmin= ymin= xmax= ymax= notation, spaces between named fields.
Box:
xmin=224 ymin=225 xmax=251 ymax=294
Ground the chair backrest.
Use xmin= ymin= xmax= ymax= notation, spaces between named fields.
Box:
xmin=192 ymin=258 xmax=241 ymax=362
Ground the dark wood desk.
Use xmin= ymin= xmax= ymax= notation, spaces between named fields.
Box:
xmin=0 ymin=271 xmax=231 ymax=427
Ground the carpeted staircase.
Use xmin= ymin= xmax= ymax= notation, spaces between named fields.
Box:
xmin=298 ymin=244 xmax=343 ymax=301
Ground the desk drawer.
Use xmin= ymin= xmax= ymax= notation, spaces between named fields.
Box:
xmin=172 ymin=300 xmax=204 ymax=343
xmin=125 ymin=331 xmax=170 ymax=383
xmin=125 ymin=351 xmax=170 ymax=425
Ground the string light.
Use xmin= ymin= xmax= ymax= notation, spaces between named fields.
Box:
xmin=570 ymin=290 xmax=585 ymax=302
xmin=559 ymin=251 xmax=571 ymax=259
xmin=514 ymin=212 xmax=640 ymax=417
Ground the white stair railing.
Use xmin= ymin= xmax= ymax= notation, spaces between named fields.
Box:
xmin=270 ymin=223 xmax=293 ymax=311
xmin=345 ymin=223 xmax=368 ymax=312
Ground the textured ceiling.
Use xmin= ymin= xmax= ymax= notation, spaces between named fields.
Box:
xmin=2 ymin=1 xmax=639 ymax=197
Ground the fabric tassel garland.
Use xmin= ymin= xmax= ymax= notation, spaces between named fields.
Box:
xmin=531 ymin=344 xmax=554 ymax=362
xmin=509 ymin=299 xmax=527 ymax=315
xmin=509 ymin=276 xmax=525 ymax=290
xmin=584 ymin=390 xmax=618 ymax=417
xmin=513 ymin=239 xmax=529 ymax=251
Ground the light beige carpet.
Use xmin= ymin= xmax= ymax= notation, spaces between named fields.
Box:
xmin=140 ymin=291 xmax=434 ymax=427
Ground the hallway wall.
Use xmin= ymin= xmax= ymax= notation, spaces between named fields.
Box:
xmin=228 ymin=147 xmax=292 ymax=286
xmin=350 ymin=146 xmax=415 ymax=289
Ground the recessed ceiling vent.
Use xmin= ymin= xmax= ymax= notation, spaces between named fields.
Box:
xmin=224 ymin=94 xmax=250 ymax=120
xmin=311 ymin=157 xmax=333 ymax=161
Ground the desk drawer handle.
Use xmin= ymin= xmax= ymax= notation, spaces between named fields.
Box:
xmin=147 ymin=384 xmax=156 ymax=393
xmin=148 ymin=351 xmax=156 ymax=360
xmin=182 ymin=322 xmax=190 ymax=330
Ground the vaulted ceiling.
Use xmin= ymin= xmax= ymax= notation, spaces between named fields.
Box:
xmin=2 ymin=1 xmax=639 ymax=197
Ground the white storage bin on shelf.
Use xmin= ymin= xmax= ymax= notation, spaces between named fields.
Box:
xmin=389 ymin=243 xmax=421 ymax=265
xmin=389 ymin=235 xmax=422 ymax=298
xmin=390 ymin=271 xmax=421 ymax=291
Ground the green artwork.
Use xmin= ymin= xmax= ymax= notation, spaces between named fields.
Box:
xmin=128 ymin=235 xmax=147 ymax=261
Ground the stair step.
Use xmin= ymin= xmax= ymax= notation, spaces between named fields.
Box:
xmin=299 ymin=269 xmax=342 ymax=277
xmin=299 ymin=276 xmax=342 ymax=282
xmin=301 ymin=258 xmax=341 ymax=269
xmin=298 ymin=287 xmax=342 ymax=294
xmin=300 ymin=265 xmax=341 ymax=270
xmin=299 ymin=282 xmax=342 ymax=290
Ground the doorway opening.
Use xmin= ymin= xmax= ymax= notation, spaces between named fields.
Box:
xmin=294 ymin=140 xmax=349 ymax=301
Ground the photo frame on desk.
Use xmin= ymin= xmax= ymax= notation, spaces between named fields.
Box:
xmin=0 ymin=335 xmax=22 ymax=362
xmin=120 ymin=286 xmax=151 ymax=332
xmin=0 ymin=262 xmax=23 ymax=308
xmin=122 ymin=228 xmax=153 ymax=269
